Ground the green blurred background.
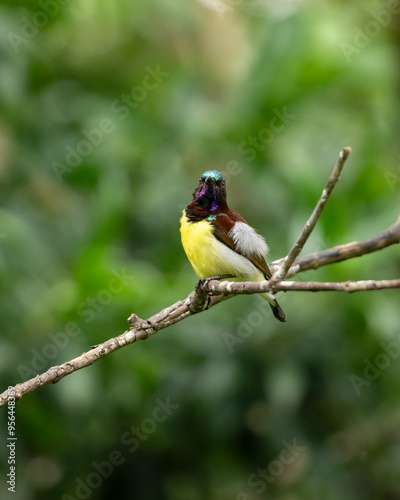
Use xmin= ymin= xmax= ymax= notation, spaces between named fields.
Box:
xmin=1 ymin=0 xmax=400 ymax=498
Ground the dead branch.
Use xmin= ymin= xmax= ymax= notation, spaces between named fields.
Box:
xmin=208 ymin=278 xmax=400 ymax=295
xmin=1 ymin=148 xmax=399 ymax=408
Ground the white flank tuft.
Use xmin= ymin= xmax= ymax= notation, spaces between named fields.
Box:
xmin=229 ymin=221 xmax=269 ymax=257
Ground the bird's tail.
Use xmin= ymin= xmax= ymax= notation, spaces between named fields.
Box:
xmin=261 ymin=292 xmax=286 ymax=323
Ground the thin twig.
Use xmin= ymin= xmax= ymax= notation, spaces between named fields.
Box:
xmin=208 ymin=278 xmax=400 ymax=295
xmin=277 ymin=279 xmax=400 ymax=292
xmin=272 ymin=146 xmax=352 ymax=282
xmin=269 ymin=216 xmax=400 ymax=277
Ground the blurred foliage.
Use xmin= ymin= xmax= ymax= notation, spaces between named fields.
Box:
xmin=1 ymin=0 xmax=400 ymax=499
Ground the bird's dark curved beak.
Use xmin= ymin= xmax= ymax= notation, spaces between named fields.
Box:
xmin=203 ymin=176 xmax=216 ymax=186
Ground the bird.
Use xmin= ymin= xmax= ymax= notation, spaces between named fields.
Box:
xmin=180 ymin=169 xmax=286 ymax=322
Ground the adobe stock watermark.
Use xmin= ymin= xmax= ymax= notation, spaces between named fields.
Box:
xmin=199 ymin=0 xmax=242 ymax=19
xmin=384 ymin=156 xmax=400 ymax=192
xmin=52 ymin=65 xmax=169 ymax=182
xmin=61 ymin=397 xmax=180 ymax=500
xmin=349 ymin=334 xmax=400 ymax=395
xmin=339 ymin=1 xmax=400 ymax=63
xmin=6 ymin=386 xmax=17 ymax=493
xmin=222 ymin=294 xmax=287 ymax=354
xmin=17 ymin=268 xmax=134 ymax=380
xmin=237 ymin=438 xmax=306 ymax=499
xmin=200 ymin=0 xmax=284 ymax=20
xmin=237 ymin=107 xmax=297 ymax=162
xmin=193 ymin=104 xmax=295 ymax=207
xmin=7 ymin=0 xmax=70 ymax=54
xmin=178 ymin=105 xmax=294 ymax=216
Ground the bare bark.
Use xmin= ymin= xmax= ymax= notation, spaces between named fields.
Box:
xmin=208 ymin=278 xmax=400 ymax=295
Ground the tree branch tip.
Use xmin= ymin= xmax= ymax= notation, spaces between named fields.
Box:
xmin=341 ymin=146 xmax=352 ymax=157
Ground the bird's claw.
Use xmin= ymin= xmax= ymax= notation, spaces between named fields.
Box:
xmin=195 ymin=274 xmax=234 ymax=295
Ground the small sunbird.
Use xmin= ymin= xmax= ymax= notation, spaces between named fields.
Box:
xmin=180 ymin=170 xmax=286 ymax=322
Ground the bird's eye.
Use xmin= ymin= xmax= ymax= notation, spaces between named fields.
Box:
xmin=221 ymin=183 xmax=225 ymax=188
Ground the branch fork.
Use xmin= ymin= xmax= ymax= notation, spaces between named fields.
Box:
xmin=1 ymin=147 xmax=399 ymax=407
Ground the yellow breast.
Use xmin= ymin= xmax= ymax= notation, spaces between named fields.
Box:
xmin=180 ymin=212 xmax=219 ymax=279
xmin=181 ymin=212 xmax=215 ymax=278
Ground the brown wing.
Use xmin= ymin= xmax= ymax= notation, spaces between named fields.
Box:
xmin=211 ymin=210 xmax=272 ymax=280
xmin=211 ymin=213 xmax=236 ymax=249
xmin=247 ymin=253 xmax=272 ymax=280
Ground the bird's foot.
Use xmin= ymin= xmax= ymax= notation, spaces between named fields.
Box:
xmin=195 ymin=274 xmax=234 ymax=295
xmin=193 ymin=275 xmax=234 ymax=311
